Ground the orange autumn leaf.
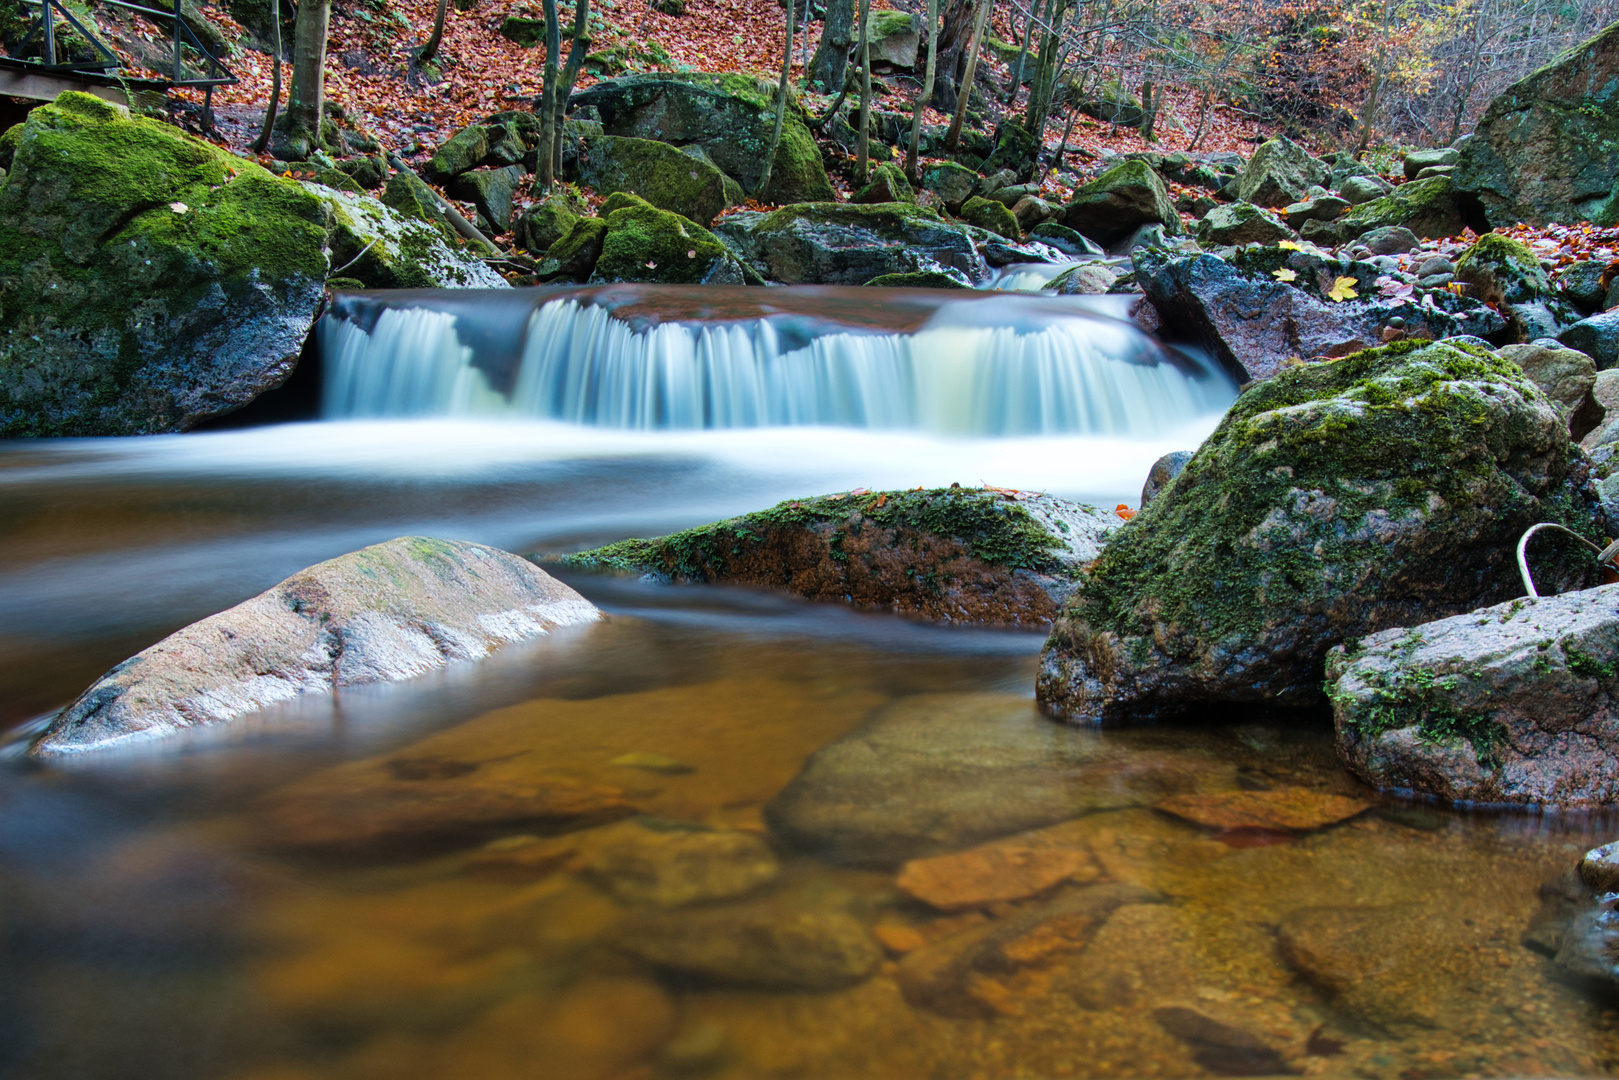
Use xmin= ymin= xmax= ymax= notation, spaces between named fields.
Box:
xmin=1116 ymin=504 xmax=1138 ymax=520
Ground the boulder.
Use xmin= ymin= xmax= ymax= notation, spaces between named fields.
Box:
xmin=1336 ymin=174 xmax=1392 ymax=205
xmin=570 ymin=73 xmax=835 ymax=205
xmin=426 ymin=124 xmax=490 ymax=183
xmin=1355 ymin=225 xmax=1421 ymax=255
xmin=1029 ymin=221 xmax=1102 ymax=256
xmin=1060 ymin=160 xmax=1180 ymax=248
xmin=1037 ymin=340 xmax=1598 ymax=725
xmin=919 ymin=161 xmax=978 ymax=210
xmin=1559 ymin=310 xmax=1619 ymax=369
xmin=1557 ymin=259 xmax=1617 ymax=312
xmin=1455 ymin=232 xmax=1551 ymax=305
xmin=537 ymin=216 xmax=609 ymax=281
xmin=852 ymin=162 xmax=915 ymax=205
xmin=1333 ymin=176 xmax=1487 ymax=242
xmin=1403 ymin=147 xmax=1459 ymax=180
xmin=982 ymin=121 xmax=1039 ymax=177
xmin=1194 ymin=202 xmax=1293 ymax=246
xmin=310 ymin=184 xmax=509 ymax=290
xmin=31 ymin=537 xmax=601 ymax=754
xmin=1499 ymin=341 xmax=1602 ymax=439
xmin=1329 ymin=583 xmax=1619 ymax=806
xmin=1282 ymin=194 xmax=1350 ymax=229
xmin=959 ymin=195 xmax=1020 ymax=239
xmin=576 ymin=135 xmax=738 ymax=226
xmin=498 ymin=13 xmax=549 ymax=44
xmin=714 ymin=202 xmax=985 ymax=285
xmin=563 ymin=487 xmax=1121 ymax=626
xmin=1076 ymin=80 xmax=1144 ymax=126
xmin=1231 ymin=136 xmax=1330 ymax=208
xmin=1045 ymin=262 xmax=1117 ymax=295
xmin=588 ymin=193 xmax=744 ymax=285
xmin=446 ymin=164 xmax=526 ymax=233
xmin=513 ymin=193 xmax=582 ymax=255
xmin=1139 ymin=450 xmax=1192 ymax=507
xmin=0 ymin=93 xmax=496 ymax=438
xmin=866 ymin=10 xmax=919 ymax=69
xmin=1010 ymin=194 xmax=1057 ymax=230
xmin=1133 ymin=249 xmax=1506 ymax=383
xmin=1452 ymin=22 xmax=1619 ymax=227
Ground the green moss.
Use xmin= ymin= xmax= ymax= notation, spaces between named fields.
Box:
xmin=578 ymin=135 xmax=731 ymax=225
xmin=960 ymin=195 xmax=1019 ymax=239
xmin=1341 ymin=175 xmax=1472 ymax=239
xmin=864 ymin=271 xmax=970 ymax=289
xmin=1454 ymin=232 xmax=1550 ymax=304
xmin=537 ymin=215 xmax=608 ymax=280
xmin=591 ymin=202 xmax=734 ymax=284
xmin=565 ymin=487 xmax=1073 ymax=580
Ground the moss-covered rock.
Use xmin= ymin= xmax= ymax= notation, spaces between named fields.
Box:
xmin=426 ymin=124 xmax=490 ymax=183
xmin=1060 ymin=160 xmax=1179 ymax=248
xmin=1037 ymin=340 xmax=1599 ymax=724
xmin=381 ymin=169 xmax=462 ymax=245
xmin=919 ymin=161 xmax=978 ymax=209
xmin=714 ymin=201 xmax=983 ymax=285
xmin=446 ymin=164 xmax=525 ymax=233
xmin=1336 ymin=176 xmax=1487 ymax=241
xmin=514 ymin=192 xmax=583 ymax=255
xmin=563 ymin=487 xmax=1121 ymax=626
xmin=0 ymin=93 xmax=501 ymax=437
xmin=589 ymin=193 xmax=743 ymax=284
xmin=866 ymin=9 xmax=919 ymax=68
xmin=1231 ymin=136 xmax=1330 ymax=208
xmin=537 ymin=215 xmax=609 ymax=280
xmin=571 ymin=72 xmax=835 ymax=205
xmin=577 ymin=135 xmax=738 ymax=225
xmin=959 ymin=195 xmax=1019 ymax=239
xmin=1075 ymin=79 xmax=1143 ymax=127
xmin=981 ymin=121 xmax=1038 ymax=176
xmin=1455 ymin=233 xmax=1551 ymax=305
xmin=853 ymin=162 xmax=915 ymax=204
xmin=1453 ymin=21 xmax=1619 ymax=227
xmin=1195 ymin=201 xmax=1294 ymax=246
xmin=864 ymin=271 xmax=972 ymax=289
xmin=308 ymin=183 xmax=506 ymax=289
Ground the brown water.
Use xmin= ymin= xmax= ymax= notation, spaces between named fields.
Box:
xmin=2 ymin=421 xmax=1616 ymax=1080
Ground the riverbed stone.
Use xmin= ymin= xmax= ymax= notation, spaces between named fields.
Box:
xmin=1195 ymin=202 xmax=1294 ymax=246
xmin=1498 ymin=341 xmax=1602 ymax=439
xmin=1045 ymin=262 xmax=1117 ymax=295
xmin=563 ymin=487 xmax=1121 ymax=627
xmin=765 ymin=692 xmax=1232 ymax=867
xmin=567 ymin=818 xmax=780 ymax=907
xmin=1559 ymin=310 xmax=1619 ymax=369
xmin=32 ymin=537 xmax=602 ymax=755
xmin=895 ymin=842 xmax=1101 ymax=911
xmin=1038 ymin=340 xmax=1598 ymax=726
xmin=1153 ymin=789 xmax=1371 ymax=831
xmin=714 ymin=202 xmax=985 ymax=285
xmin=570 ymin=72 xmax=834 ymax=205
xmin=1232 ymin=136 xmax=1330 ymax=208
xmin=1060 ymin=160 xmax=1180 ymax=248
xmin=1329 ymin=583 xmax=1619 ymax=806
xmin=1580 ymin=842 xmax=1619 ymax=892
xmin=611 ymin=884 xmax=882 ymax=989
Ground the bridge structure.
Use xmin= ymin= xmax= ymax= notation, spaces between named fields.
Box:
xmin=0 ymin=0 xmax=234 ymax=108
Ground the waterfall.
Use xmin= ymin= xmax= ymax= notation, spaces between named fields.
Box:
xmin=320 ymin=286 xmax=1235 ymax=437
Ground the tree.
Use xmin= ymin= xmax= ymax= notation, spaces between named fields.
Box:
xmin=535 ymin=0 xmax=561 ymax=191
xmin=756 ymin=0 xmax=794 ymax=196
xmin=283 ymin=0 xmax=332 ymax=151
xmin=905 ymin=0 xmax=939 ymax=182
xmin=855 ymin=0 xmax=873 ymax=183
xmin=251 ymin=0 xmax=284 ymax=153
xmin=810 ymin=0 xmax=855 ymax=90
xmin=419 ymin=0 xmax=450 ymax=62
xmin=944 ymin=0 xmax=991 ymax=150
xmin=927 ymin=0 xmax=979 ymax=111
xmin=551 ymin=0 xmax=593 ymax=176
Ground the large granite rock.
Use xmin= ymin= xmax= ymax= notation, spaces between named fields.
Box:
xmin=1329 ymin=176 xmax=1487 ymax=242
xmin=0 ymin=92 xmax=500 ymax=437
xmin=1231 ymin=137 xmax=1330 ymax=208
xmin=714 ymin=202 xmax=985 ymax=285
xmin=570 ymin=72 xmax=835 ymax=205
xmin=1134 ymin=249 xmax=1506 ymax=383
xmin=1037 ymin=341 xmax=1598 ymax=725
xmin=1453 ymin=22 xmax=1619 ymax=228
xmin=1498 ymin=341 xmax=1602 ymax=439
xmin=577 ymin=135 xmax=740 ymax=226
xmin=31 ymin=537 xmax=601 ymax=754
xmin=564 ymin=487 xmax=1120 ymax=627
xmin=1329 ymin=584 xmax=1619 ymax=806
xmin=1060 ymin=160 xmax=1180 ymax=248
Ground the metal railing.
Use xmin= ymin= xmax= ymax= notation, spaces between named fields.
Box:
xmin=8 ymin=0 xmax=236 ymax=88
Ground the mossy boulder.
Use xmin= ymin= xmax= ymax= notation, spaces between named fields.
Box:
xmin=959 ymin=195 xmax=1019 ymax=239
xmin=589 ymin=193 xmax=744 ymax=284
xmin=1455 ymin=233 xmax=1551 ymax=305
xmin=514 ymin=192 xmax=583 ymax=255
xmin=864 ymin=271 xmax=972 ymax=289
xmin=1037 ymin=340 xmax=1599 ymax=725
xmin=446 ymin=163 xmax=526 ymax=233
xmin=1232 ymin=136 xmax=1330 ymax=208
xmin=1060 ymin=160 xmax=1179 ymax=248
xmin=571 ymin=73 xmax=835 ymax=205
xmin=1076 ymin=80 xmax=1143 ymax=127
xmin=381 ymin=169 xmax=462 ymax=245
xmin=1453 ymin=22 xmax=1619 ymax=228
xmin=426 ymin=124 xmax=490 ymax=183
xmin=1195 ymin=202 xmax=1294 ymax=246
xmin=714 ymin=202 xmax=984 ymax=285
xmin=577 ymin=135 xmax=738 ymax=226
xmin=0 ymin=93 xmax=501 ymax=436
xmin=853 ymin=162 xmax=915 ymax=205
xmin=866 ymin=9 xmax=919 ymax=69
xmin=1335 ymin=176 xmax=1488 ymax=242
xmin=537 ymin=215 xmax=609 ymax=281
xmin=563 ymin=487 xmax=1122 ymax=626
xmin=918 ymin=161 xmax=977 ymax=210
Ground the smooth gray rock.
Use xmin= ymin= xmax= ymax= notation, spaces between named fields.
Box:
xmin=1403 ymin=147 xmax=1459 ymax=180
xmin=1337 ymin=174 xmax=1392 ymax=205
xmin=1330 ymin=584 xmax=1619 ymax=806
xmin=1498 ymin=341 xmax=1602 ymax=439
xmin=32 ymin=538 xmax=600 ymax=754
xmin=1140 ymin=450 xmax=1192 ymax=507
xmin=1359 ymin=225 xmax=1421 ymax=255
xmin=1560 ymin=311 xmax=1619 ymax=369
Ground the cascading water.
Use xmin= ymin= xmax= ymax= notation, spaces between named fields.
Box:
xmin=319 ymin=285 xmax=1236 ymax=437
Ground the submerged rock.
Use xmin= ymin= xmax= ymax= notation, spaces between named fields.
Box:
xmin=765 ymin=692 xmax=1232 ymax=867
xmin=1153 ymin=789 xmax=1371 ymax=831
xmin=895 ymin=841 xmax=1101 ymax=911
xmin=1038 ymin=341 xmax=1598 ymax=726
xmin=33 ymin=537 xmax=601 ymax=754
xmin=563 ymin=487 xmax=1120 ymax=626
xmin=1329 ymin=584 xmax=1619 ymax=806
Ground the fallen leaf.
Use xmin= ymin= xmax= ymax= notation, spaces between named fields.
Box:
xmin=168 ymin=201 xmax=189 ymax=213
xmin=1273 ymin=268 xmax=1297 ymax=282
xmin=1277 ymin=240 xmax=1302 ymax=251
xmin=1115 ymin=503 xmax=1137 ymax=520
xmin=1326 ymin=276 xmax=1359 ymax=302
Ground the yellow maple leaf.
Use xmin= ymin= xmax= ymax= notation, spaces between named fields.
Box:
xmin=1327 ymin=276 xmax=1359 ymax=302
xmin=1278 ymin=240 xmax=1302 ymax=251
xmin=1274 ymin=268 xmax=1298 ymax=282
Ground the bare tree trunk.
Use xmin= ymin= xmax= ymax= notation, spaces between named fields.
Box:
xmin=1354 ymin=55 xmax=1387 ymax=155
xmin=552 ymin=0 xmax=592 ymax=177
xmin=1007 ymin=0 xmax=1039 ymax=103
xmin=905 ymin=0 xmax=938 ymax=182
xmin=1138 ymin=75 xmax=1158 ymax=142
xmin=419 ymin=0 xmax=449 ymax=61
xmin=536 ymin=0 xmax=560 ymax=191
xmin=285 ymin=0 xmax=331 ymax=145
xmin=855 ymin=0 xmax=872 ymax=183
xmin=926 ymin=0 xmax=974 ymax=111
xmin=1037 ymin=95 xmax=1080 ymax=184
xmin=755 ymin=0 xmax=794 ymax=197
xmin=810 ymin=0 xmax=853 ymax=91
xmin=252 ymin=0 xmax=283 ymax=153
xmin=944 ymin=0 xmax=990 ymax=150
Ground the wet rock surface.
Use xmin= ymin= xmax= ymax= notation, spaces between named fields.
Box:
xmin=1038 ymin=340 xmax=1597 ymax=725
xmin=33 ymin=537 xmax=601 ymax=755
xmin=563 ymin=487 xmax=1120 ymax=626
xmin=1330 ymin=584 xmax=1619 ymax=806
xmin=714 ymin=202 xmax=986 ymax=286
xmin=1154 ymin=789 xmax=1372 ymax=831
xmin=895 ymin=841 xmax=1102 ymax=911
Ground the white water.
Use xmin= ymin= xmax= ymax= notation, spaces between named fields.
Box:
xmin=321 ymin=295 xmax=1235 ymax=436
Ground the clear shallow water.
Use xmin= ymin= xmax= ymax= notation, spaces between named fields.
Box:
xmin=1 ymin=419 xmax=1617 ymax=1080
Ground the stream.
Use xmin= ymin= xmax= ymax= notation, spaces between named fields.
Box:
xmin=0 ymin=287 xmax=1614 ymax=1080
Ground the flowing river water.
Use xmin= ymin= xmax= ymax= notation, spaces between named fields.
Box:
xmin=0 ymin=287 xmax=1615 ymax=1080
